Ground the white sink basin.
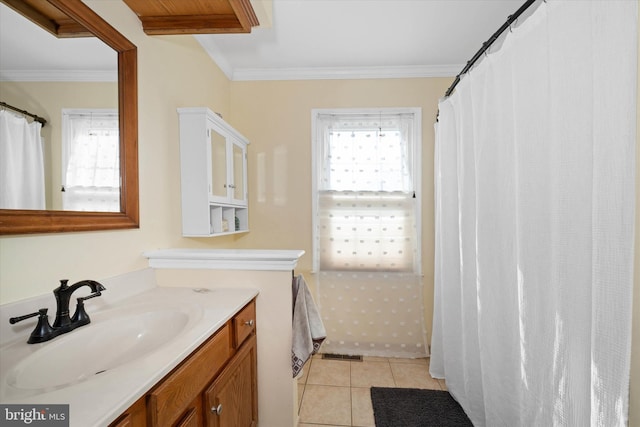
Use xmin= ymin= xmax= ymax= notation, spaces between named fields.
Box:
xmin=6 ymin=309 xmax=190 ymax=392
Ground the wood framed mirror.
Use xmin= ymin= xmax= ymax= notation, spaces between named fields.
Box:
xmin=0 ymin=0 xmax=138 ymax=235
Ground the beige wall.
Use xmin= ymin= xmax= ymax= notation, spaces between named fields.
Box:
xmin=0 ymin=0 xmax=232 ymax=303
xmin=228 ymin=78 xmax=450 ymax=343
xmin=0 ymin=0 xmax=638 ymax=423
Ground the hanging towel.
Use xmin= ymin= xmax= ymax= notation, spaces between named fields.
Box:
xmin=291 ymin=274 xmax=326 ymax=378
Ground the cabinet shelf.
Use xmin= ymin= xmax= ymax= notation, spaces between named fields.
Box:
xmin=208 ymin=205 xmax=249 ymax=236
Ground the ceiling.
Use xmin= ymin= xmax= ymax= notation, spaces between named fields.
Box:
xmin=0 ymin=2 xmax=116 ymax=82
xmin=0 ymin=0 xmax=527 ymax=82
xmin=197 ymin=0 xmax=527 ymax=81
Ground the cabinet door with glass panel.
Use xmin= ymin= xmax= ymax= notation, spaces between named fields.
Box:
xmin=209 ymin=121 xmax=248 ymax=207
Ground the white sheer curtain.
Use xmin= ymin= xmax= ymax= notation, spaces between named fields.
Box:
xmin=313 ymin=110 xmax=427 ymax=358
xmin=0 ymin=110 xmax=45 ymax=209
xmin=62 ymin=110 xmax=119 ymax=212
xmin=432 ymin=1 xmax=637 ymax=426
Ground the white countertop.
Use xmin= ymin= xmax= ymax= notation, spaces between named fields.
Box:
xmin=0 ymin=285 xmax=258 ymax=426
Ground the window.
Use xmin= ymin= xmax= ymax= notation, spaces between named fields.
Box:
xmin=312 ymin=108 xmax=421 ymax=273
xmin=61 ymin=109 xmax=119 ymax=212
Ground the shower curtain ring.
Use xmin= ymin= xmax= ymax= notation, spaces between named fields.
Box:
xmin=510 ymin=18 xmax=518 ymax=32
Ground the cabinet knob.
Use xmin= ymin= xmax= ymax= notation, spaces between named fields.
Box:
xmin=211 ymin=404 xmax=223 ymax=415
xmin=244 ymin=319 xmax=254 ymax=327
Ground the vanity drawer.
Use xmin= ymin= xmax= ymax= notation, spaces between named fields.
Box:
xmin=148 ymin=324 xmax=231 ymax=427
xmin=233 ymin=300 xmax=256 ymax=348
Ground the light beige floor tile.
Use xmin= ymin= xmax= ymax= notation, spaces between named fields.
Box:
xmin=388 ymin=357 xmax=428 ymax=365
xmin=351 ymin=387 xmax=375 ymax=427
xmin=300 ymin=355 xmax=449 ymax=426
xmin=298 ymin=384 xmax=305 ymax=411
xmin=297 ymin=363 xmax=311 ymax=384
xmin=307 ymin=359 xmax=351 ymax=386
xmin=361 ymin=356 xmax=389 ymax=363
xmin=351 ymin=361 xmax=395 ymax=388
xmin=390 ymin=362 xmax=441 ymax=389
xmin=299 ymin=385 xmax=351 ymax=426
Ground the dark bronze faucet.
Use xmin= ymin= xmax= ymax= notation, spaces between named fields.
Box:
xmin=52 ymin=279 xmax=105 ymax=329
xmin=9 ymin=279 xmax=105 ymax=344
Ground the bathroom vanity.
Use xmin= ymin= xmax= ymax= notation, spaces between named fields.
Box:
xmin=111 ymin=299 xmax=257 ymax=427
xmin=0 ymin=282 xmax=258 ymax=426
xmin=1 ymin=250 xmax=304 ymax=427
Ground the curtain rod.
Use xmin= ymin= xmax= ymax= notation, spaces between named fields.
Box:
xmin=0 ymin=101 xmax=47 ymax=127
xmin=444 ymin=0 xmax=539 ymax=98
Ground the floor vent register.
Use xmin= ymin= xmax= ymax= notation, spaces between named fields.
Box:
xmin=321 ymin=353 xmax=363 ymax=362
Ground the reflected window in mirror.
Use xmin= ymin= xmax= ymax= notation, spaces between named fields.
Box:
xmin=61 ymin=109 xmax=119 ymax=212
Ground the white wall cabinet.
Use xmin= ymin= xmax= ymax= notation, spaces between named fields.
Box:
xmin=178 ymin=108 xmax=249 ymax=237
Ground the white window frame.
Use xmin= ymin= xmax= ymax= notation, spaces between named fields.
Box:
xmin=311 ymin=107 xmax=422 ymax=273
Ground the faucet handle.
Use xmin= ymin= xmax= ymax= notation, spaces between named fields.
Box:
xmin=71 ymin=291 xmax=103 ymax=326
xmin=77 ymin=291 xmax=103 ymax=302
xmin=71 ymin=300 xmax=90 ymax=326
xmin=9 ymin=308 xmax=47 ymax=324
xmin=28 ymin=309 xmax=57 ymax=344
xmin=10 ymin=309 xmax=57 ymax=344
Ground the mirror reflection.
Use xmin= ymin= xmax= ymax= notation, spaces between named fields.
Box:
xmin=0 ymin=2 xmax=119 ymax=212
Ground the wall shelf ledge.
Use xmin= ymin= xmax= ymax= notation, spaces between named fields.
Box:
xmin=143 ymin=248 xmax=305 ymax=271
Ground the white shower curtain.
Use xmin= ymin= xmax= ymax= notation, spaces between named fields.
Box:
xmin=0 ymin=110 xmax=45 ymax=209
xmin=431 ymin=1 xmax=637 ymax=426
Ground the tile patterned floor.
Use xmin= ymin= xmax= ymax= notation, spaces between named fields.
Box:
xmin=297 ymin=354 xmax=447 ymax=427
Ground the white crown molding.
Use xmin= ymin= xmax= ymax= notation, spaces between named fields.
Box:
xmin=0 ymin=69 xmax=117 ymax=82
xmin=231 ymin=64 xmax=463 ymax=81
xmin=195 ymin=35 xmax=461 ymax=82
xmin=194 ymin=35 xmax=234 ymax=80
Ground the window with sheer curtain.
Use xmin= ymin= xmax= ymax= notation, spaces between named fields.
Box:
xmin=312 ymin=108 xmax=425 ymax=358
xmin=313 ymin=109 xmax=421 ymax=273
xmin=62 ymin=109 xmax=119 ymax=212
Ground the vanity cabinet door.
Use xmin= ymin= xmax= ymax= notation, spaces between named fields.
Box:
xmin=109 ymin=396 xmax=146 ymax=427
xmin=204 ymin=334 xmax=258 ymax=427
xmin=148 ymin=325 xmax=231 ymax=427
xmin=174 ymin=397 xmax=203 ymax=427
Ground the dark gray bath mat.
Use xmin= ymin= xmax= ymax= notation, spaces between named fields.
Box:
xmin=370 ymin=387 xmax=473 ymax=427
